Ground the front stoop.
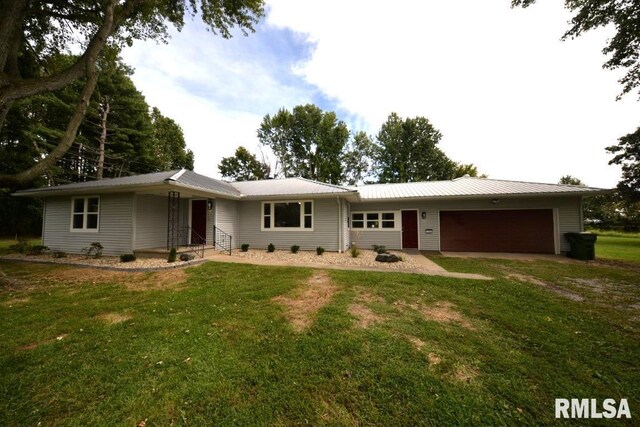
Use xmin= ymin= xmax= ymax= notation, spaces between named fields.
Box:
xmin=134 ymin=246 xmax=227 ymax=259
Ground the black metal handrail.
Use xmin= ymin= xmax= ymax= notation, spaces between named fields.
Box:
xmin=213 ymin=225 xmax=232 ymax=255
xmin=173 ymin=226 xmax=205 ymax=258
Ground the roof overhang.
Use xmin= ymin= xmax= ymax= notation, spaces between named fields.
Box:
xmin=13 ymin=180 xmax=241 ymax=200
xmin=239 ymin=191 xmax=360 ymax=202
xmin=356 ymin=190 xmax=611 ymax=203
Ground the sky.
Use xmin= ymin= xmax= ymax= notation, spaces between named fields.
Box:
xmin=121 ymin=0 xmax=639 ymax=189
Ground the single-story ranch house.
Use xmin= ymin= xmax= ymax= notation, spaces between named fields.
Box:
xmin=14 ymin=169 xmax=606 ymax=257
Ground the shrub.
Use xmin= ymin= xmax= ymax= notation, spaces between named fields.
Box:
xmin=120 ymin=254 xmax=136 ymax=263
xmin=372 ymin=244 xmax=387 ymax=254
xmin=9 ymin=239 xmax=32 ymax=254
xmin=350 ymin=245 xmax=360 ymax=258
xmin=27 ymin=245 xmax=49 ymax=255
xmin=241 ymin=243 xmax=250 ymax=252
xmin=82 ymin=242 xmax=103 ymax=258
xmin=180 ymin=253 xmax=195 ymax=261
xmin=267 ymin=243 xmax=275 ymax=253
xmin=52 ymin=251 xmax=67 ymax=258
xmin=290 ymin=245 xmax=300 ymax=254
xmin=316 ymin=246 xmax=325 ymax=256
xmin=168 ymin=247 xmax=177 ymax=263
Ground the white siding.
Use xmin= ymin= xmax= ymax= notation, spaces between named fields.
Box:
xmin=216 ymin=198 xmax=239 ymax=249
xmin=237 ymin=198 xmax=341 ymax=251
xmin=134 ymin=195 xmax=167 ymax=249
xmin=43 ymin=193 xmax=134 ymax=255
xmin=350 ymin=196 xmax=583 ymax=253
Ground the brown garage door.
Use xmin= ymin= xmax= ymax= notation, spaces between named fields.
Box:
xmin=440 ymin=209 xmax=555 ymax=254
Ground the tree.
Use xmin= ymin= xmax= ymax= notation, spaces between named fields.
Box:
xmin=0 ymin=0 xmax=264 ymax=187
xmin=148 ymin=108 xmax=194 ymax=172
xmin=257 ymin=104 xmax=350 ymax=184
xmin=218 ymin=146 xmax=269 ymax=181
xmin=342 ymin=131 xmax=376 ymax=185
xmin=452 ymin=163 xmax=486 ymax=179
xmin=607 ymin=127 xmax=640 ymax=202
xmin=512 ymin=0 xmax=640 ymax=99
xmin=559 ymin=175 xmax=585 ymax=186
xmin=1 ymin=54 xmax=192 ymax=184
xmin=374 ymin=113 xmax=456 ymax=183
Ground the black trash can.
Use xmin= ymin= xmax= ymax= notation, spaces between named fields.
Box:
xmin=564 ymin=232 xmax=597 ymax=260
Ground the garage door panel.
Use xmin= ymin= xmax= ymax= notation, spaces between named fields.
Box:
xmin=440 ymin=210 xmax=554 ymax=254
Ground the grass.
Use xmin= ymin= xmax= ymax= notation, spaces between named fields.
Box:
xmin=0 ymin=237 xmax=41 ymax=256
xmin=591 ymin=231 xmax=640 ymax=264
xmin=0 ymin=259 xmax=638 ymax=426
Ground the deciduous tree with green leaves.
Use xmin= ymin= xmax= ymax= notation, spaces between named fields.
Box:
xmin=218 ymin=146 xmax=269 ymax=181
xmin=257 ymin=104 xmax=350 ymax=185
xmin=0 ymin=0 xmax=264 ymax=187
xmin=374 ymin=113 xmax=457 ymax=183
xmin=513 ymin=0 xmax=640 ymax=208
xmin=607 ymin=127 xmax=639 ymax=202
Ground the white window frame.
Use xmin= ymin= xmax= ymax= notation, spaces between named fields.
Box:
xmin=351 ymin=211 xmax=400 ymax=231
xmin=70 ymin=196 xmax=100 ymax=232
xmin=261 ymin=200 xmax=314 ymax=231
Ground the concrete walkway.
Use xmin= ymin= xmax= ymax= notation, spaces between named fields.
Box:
xmin=204 ymin=251 xmax=491 ymax=281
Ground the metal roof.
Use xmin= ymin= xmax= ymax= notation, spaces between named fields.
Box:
xmin=352 ymin=177 xmax=607 ymax=200
xmin=171 ymin=170 xmax=240 ymax=197
xmin=14 ymin=171 xmax=608 ymax=200
xmin=231 ymin=177 xmax=355 ymax=197
xmin=15 ymin=170 xmax=180 ymax=195
xmin=14 ymin=169 xmax=241 ymax=198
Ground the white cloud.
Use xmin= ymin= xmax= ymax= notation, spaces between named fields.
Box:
xmin=121 ymin=21 xmax=316 ymax=177
xmin=266 ymin=0 xmax=639 ymax=187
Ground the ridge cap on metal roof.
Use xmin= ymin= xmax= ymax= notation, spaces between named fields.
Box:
xmin=293 ymin=176 xmax=355 ymax=192
xmin=166 ymin=168 xmax=186 ymax=181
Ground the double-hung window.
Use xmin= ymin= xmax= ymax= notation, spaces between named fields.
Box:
xmin=262 ymin=201 xmax=313 ymax=230
xmin=351 ymin=211 xmax=397 ymax=230
xmin=71 ymin=196 xmax=100 ymax=231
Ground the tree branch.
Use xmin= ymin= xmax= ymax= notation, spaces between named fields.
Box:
xmin=0 ymin=0 xmax=117 ymax=107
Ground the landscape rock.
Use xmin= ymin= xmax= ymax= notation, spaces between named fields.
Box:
xmin=375 ymin=254 xmax=400 ymax=263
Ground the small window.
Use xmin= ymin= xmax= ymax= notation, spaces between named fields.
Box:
xmin=381 ymin=212 xmax=395 ymax=229
xmin=304 ymin=202 xmax=313 ymax=229
xmin=352 ymin=211 xmax=398 ymax=231
xmin=351 ymin=213 xmax=364 ymax=229
xmin=263 ymin=203 xmax=271 ymax=228
xmin=71 ymin=196 xmax=100 ymax=231
xmin=367 ymin=212 xmax=379 ymax=229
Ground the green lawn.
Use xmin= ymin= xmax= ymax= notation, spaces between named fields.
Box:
xmin=593 ymin=231 xmax=640 ymax=264
xmin=0 ymin=237 xmax=41 ymax=256
xmin=0 ymin=259 xmax=638 ymax=426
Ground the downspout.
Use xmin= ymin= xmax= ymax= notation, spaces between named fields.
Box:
xmin=337 ymin=197 xmax=342 ymax=253
xmin=579 ymin=196 xmax=584 ymax=232
xmin=41 ymin=199 xmax=46 ymax=246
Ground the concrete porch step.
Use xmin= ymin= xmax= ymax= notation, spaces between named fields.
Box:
xmin=134 ymin=246 xmax=224 ymax=259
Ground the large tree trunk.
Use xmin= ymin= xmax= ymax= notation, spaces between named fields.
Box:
xmin=0 ymin=0 xmax=29 ymax=77
xmin=97 ymin=96 xmax=110 ymax=180
xmin=0 ymin=0 xmax=120 ymax=188
xmin=0 ymin=0 xmax=119 ymax=114
xmin=0 ymin=63 xmax=99 ymax=188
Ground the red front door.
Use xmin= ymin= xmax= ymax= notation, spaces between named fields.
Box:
xmin=191 ymin=200 xmax=207 ymax=244
xmin=401 ymin=210 xmax=418 ymax=249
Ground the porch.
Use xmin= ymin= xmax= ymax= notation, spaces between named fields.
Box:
xmin=133 ymin=190 xmax=234 ymax=258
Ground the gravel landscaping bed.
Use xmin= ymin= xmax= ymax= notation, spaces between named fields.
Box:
xmin=2 ymin=248 xmax=418 ymax=272
xmin=1 ymin=253 xmax=203 ymax=270
xmin=229 ymin=249 xmax=417 ymax=270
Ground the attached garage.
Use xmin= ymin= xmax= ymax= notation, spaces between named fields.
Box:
xmin=440 ymin=209 xmax=555 ymax=254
